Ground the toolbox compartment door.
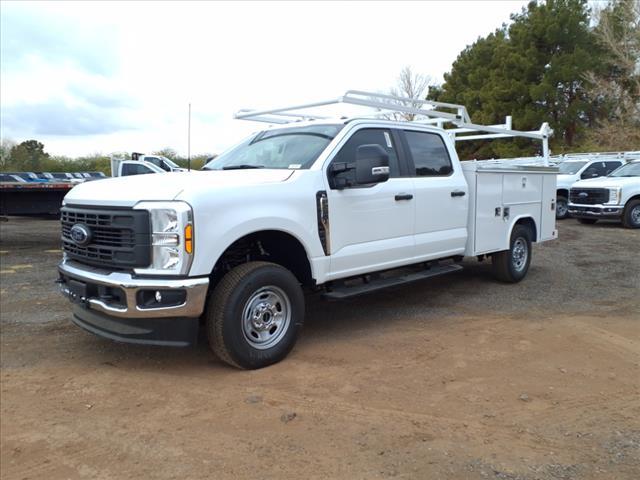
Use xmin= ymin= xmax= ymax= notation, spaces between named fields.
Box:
xmin=474 ymin=172 xmax=510 ymax=254
xmin=540 ymin=174 xmax=558 ymax=241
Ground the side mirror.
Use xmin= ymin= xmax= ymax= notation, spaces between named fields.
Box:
xmin=355 ymin=144 xmax=390 ymax=185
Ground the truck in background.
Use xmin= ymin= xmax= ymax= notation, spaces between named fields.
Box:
xmin=568 ymin=159 xmax=640 ymax=228
xmin=553 ymin=151 xmax=639 ymax=219
xmin=110 ymin=153 xmax=187 ymax=177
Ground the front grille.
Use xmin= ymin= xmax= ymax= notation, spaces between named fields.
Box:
xmin=61 ymin=207 xmax=151 ymax=269
xmin=570 ymin=188 xmax=609 ymax=205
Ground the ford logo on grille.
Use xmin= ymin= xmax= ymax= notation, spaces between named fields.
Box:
xmin=579 ymin=192 xmax=588 ymax=197
xmin=70 ymin=224 xmax=92 ymax=246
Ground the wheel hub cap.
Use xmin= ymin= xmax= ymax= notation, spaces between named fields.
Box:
xmin=242 ymin=286 xmax=291 ymax=350
xmin=632 ymin=206 xmax=640 ymax=225
xmin=557 ymin=200 xmax=567 ymax=216
xmin=512 ymin=238 xmax=528 ymax=272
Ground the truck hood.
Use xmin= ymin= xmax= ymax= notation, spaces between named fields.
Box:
xmin=557 ymin=174 xmax=578 ymax=188
xmin=571 ymin=176 xmax=639 ymax=189
xmin=64 ymin=169 xmax=295 ymax=207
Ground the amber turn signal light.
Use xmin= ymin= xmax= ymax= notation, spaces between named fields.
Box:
xmin=184 ymin=224 xmax=193 ymax=254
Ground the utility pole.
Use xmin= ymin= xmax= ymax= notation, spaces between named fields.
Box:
xmin=188 ymin=103 xmax=191 ymax=171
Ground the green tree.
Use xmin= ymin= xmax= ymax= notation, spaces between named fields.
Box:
xmin=584 ymin=0 xmax=640 ymax=150
xmin=0 ymin=138 xmax=16 ymax=170
xmin=8 ymin=140 xmax=50 ymax=171
xmin=430 ymin=0 xmax=603 ymax=158
xmin=153 ymin=148 xmax=179 ymax=161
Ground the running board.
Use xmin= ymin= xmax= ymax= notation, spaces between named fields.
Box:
xmin=322 ymin=263 xmax=463 ymax=300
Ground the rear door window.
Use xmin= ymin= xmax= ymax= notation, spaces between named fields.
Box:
xmin=403 ymin=130 xmax=453 ymax=176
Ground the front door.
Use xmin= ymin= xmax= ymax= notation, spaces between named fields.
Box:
xmin=325 ymin=127 xmax=415 ymax=279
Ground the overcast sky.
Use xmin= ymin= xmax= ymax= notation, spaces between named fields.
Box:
xmin=1 ymin=0 xmax=529 ymax=157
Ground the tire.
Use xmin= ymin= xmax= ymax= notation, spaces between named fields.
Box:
xmin=622 ymin=200 xmax=640 ymax=229
xmin=577 ymin=218 xmax=598 ymax=225
xmin=205 ymin=261 xmax=304 ymax=369
xmin=556 ymin=195 xmax=569 ymax=219
xmin=492 ymin=224 xmax=533 ymax=283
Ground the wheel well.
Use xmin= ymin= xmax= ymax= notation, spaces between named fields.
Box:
xmin=211 ymin=231 xmax=313 ymax=289
xmin=557 ymin=189 xmax=569 ymax=198
xmin=515 ymin=217 xmax=537 ymax=242
xmin=626 ymin=194 xmax=640 ymax=205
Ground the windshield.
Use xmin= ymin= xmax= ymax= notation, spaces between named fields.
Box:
xmin=609 ymin=162 xmax=640 ymax=177
xmin=203 ymin=124 xmax=343 ymax=170
xmin=558 ymin=161 xmax=587 ymax=174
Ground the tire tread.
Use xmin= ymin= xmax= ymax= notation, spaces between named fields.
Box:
xmin=622 ymin=199 xmax=640 ymax=229
xmin=206 ymin=261 xmax=274 ymax=369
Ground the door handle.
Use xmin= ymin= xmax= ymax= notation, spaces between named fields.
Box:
xmin=451 ymin=191 xmax=466 ymax=197
xmin=395 ymin=193 xmax=413 ymax=201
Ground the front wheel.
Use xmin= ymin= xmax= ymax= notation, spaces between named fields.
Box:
xmin=205 ymin=261 xmax=304 ymax=369
xmin=492 ymin=224 xmax=532 ymax=283
xmin=622 ymin=200 xmax=640 ymax=229
xmin=556 ymin=195 xmax=569 ymax=219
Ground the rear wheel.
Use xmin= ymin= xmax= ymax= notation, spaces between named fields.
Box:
xmin=577 ymin=218 xmax=598 ymax=225
xmin=205 ymin=261 xmax=304 ymax=369
xmin=492 ymin=224 xmax=532 ymax=283
xmin=556 ymin=195 xmax=569 ymax=219
xmin=622 ymin=200 xmax=640 ymax=229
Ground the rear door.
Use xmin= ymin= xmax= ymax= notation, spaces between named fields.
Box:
xmin=401 ymin=129 xmax=468 ymax=260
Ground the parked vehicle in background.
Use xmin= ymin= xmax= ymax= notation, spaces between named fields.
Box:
xmin=553 ymin=152 xmax=639 ymax=219
xmin=132 ymin=153 xmax=186 ymax=173
xmin=568 ymin=160 xmax=640 ymax=228
xmin=0 ymin=174 xmax=27 ymax=183
xmin=88 ymin=172 xmax=107 ymax=179
xmin=5 ymin=172 xmax=49 ymax=183
xmin=110 ymin=157 xmax=166 ymax=177
xmin=0 ymin=171 xmax=106 ymax=217
xmin=57 ymin=91 xmax=558 ymax=369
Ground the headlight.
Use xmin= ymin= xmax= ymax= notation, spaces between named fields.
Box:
xmin=134 ymin=201 xmax=194 ymax=275
xmin=605 ymin=187 xmax=621 ymax=205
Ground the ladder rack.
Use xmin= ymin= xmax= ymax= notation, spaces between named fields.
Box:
xmin=234 ymin=90 xmax=554 ymax=159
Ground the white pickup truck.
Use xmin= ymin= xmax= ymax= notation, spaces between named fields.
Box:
xmin=553 ymin=152 xmax=638 ymax=219
xmin=57 ymin=91 xmax=557 ymax=369
xmin=568 ymin=159 xmax=640 ymax=228
xmin=111 ymin=153 xmax=186 ymax=177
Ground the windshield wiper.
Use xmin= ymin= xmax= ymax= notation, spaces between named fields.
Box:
xmin=221 ymin=164 xmax=265 ymax=170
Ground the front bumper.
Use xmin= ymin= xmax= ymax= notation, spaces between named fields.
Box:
xmin=567 ymin=204 xmax=624 ymax=218
xmin=58 ymin=259 xmax=209 ymax=346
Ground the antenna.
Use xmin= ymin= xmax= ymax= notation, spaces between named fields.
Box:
xmin=187 ymin=103 xmax=191 ymax=171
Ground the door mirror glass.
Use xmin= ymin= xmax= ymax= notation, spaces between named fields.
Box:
xmin=581 ymin=168 xmax=598 ymax=179
xmin=354 ymin=144 xmax=390 ymax=185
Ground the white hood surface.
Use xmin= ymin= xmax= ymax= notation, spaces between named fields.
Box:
xmin=556 ymin=174 xmax=579 ymax=188
xmin=571 ymin=176 xmax=639 ymax=189
xmin=64 ymin=169 xmax=294 ymax=207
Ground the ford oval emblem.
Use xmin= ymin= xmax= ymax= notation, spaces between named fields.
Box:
xmin=579 ymin=192 xmax=588 ymax=197
xmin=70 ymin=224 xmax=92 ymax=246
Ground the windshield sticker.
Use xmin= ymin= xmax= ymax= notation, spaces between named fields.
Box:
xmin=288 ymin=164 xmax=302 ymax=169
xmin=384 ymin=132 xmax=393 ymax=149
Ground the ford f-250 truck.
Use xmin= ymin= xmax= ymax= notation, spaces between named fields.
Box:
xmin=553 ymin=151 xmax=638 ymax=219
xmin=57 ymin=91 xmax=558 ymax=369
xmin=568 ymin=159 xmax=640 ymax=228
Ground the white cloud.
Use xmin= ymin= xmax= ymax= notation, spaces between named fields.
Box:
xmin=1 ymin=0 xmax=528 ymax=157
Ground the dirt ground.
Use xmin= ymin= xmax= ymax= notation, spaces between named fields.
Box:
xmin=1 ymin=217 xmax=638 ymax=480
